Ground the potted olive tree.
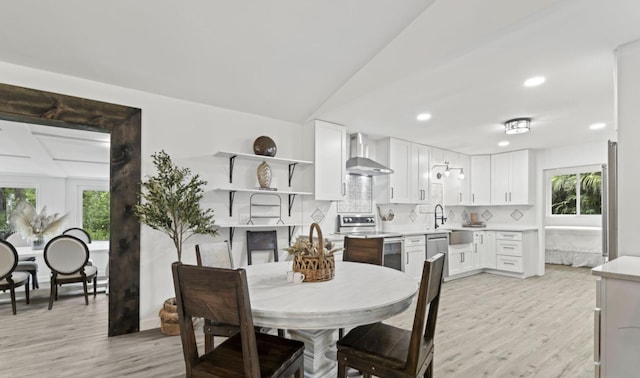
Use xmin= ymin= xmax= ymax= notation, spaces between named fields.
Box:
xmin=135 ymin=150 xmax=218 ymax=335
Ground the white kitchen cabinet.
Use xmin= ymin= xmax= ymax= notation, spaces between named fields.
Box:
xmin=472 ymin=231 xmax=484 ymax=269
xmin=592 ymin=257 xmax=640 ymax=377
xmin=470 ymin=155 xmax=491 ymax=205
xmin=483 ymin=231 xmax=497 ymax=269
xmin=472 ymin=230 xmax=497 ymax=270
xmin=375 ymin=138 xmax=412 ymax=203
xmin=443 ymin=152 xmax=470 ymax=206
xmin=490 ymin=150 xmax=534 ymax=205
xmin=404 ymin=235 xmax=426 ymax=280
xmin=303 ymin=120 xmax=347 ymax=201
xmin=410 ymin=143 xmax=431 ymax=203
xmin=448 ymin=244 xmax=474 ymax=276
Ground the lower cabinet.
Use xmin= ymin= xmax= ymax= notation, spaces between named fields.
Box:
xmin=495 ymin=232 xmax=523 ymax=273
xmin=450 ymin=229 xmax=537 ymax=280
xmin=448 ymin=244 xmax=474 ymax=276
xmin=593 ymin=258 xmax=640 ymax=377
xmin=404 ymin=235 xmax=426 ymax=280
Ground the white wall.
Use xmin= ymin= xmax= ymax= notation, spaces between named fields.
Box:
xmin=616 ymin=40 xmax=640 ymax=257
xmin=0 ymin=61 xmax=305 ymax=330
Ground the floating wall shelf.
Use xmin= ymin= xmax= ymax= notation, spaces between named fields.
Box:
xmin=214 ymin=151 xmax=313 ymax=187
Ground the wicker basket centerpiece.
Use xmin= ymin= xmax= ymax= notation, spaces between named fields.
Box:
xmin=286 ymin=223 xmax=340 ymax=282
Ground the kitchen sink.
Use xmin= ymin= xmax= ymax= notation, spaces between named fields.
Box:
xmin=449 ymin=230 xmax=473 ymax=245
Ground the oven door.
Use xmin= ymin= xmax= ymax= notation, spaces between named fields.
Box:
xmin=383 ymin=237 xmax=404 ymax=272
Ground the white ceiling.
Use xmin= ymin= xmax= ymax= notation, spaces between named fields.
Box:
xmin=1 ymin=0 xmax=638 ymax=176
xmin=0 ymin=121 xmax=110 ymax=179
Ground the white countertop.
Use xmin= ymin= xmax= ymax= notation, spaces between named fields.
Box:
xmin=592 ymin=256 xmax=640 ymax=282
xmin=441 ymin=224 xmax=539 ymax=232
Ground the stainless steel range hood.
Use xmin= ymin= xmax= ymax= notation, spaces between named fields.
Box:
xmin=346 ymin=133 xmax=393 ymax=176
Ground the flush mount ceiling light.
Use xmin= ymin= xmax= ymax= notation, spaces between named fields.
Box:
xmin=416 ymin=113 xmax=432 ymax=121
xmin=524 ymin=76 xmax=545 ymax=87
xmin=504 ymin=118 xmax=531 ymax=135
xmin=589 ymin=122 xmax=606 ymax=130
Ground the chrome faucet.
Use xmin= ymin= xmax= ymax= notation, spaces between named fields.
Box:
xmin=434 ymin=204 xmax=447 ymax=229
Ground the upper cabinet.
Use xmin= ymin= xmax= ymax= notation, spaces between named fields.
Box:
xmin=375 ymin=138 xmax=412 ymax=203
xmin=470 ymin=155 xmax=491 ymax=205
xmin=443 ymin=152 xmax=470 ymax=206
xmin=490 ymin=150 xmax=534 ymax=205
xmin=303 ymin=120 xmax=347 ymax=201
xmin=410 ymin=143 xmax=431 ymax=203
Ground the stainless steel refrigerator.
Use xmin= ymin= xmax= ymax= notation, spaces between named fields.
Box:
xmin=602 ymin=140 xmax=618 ymax=261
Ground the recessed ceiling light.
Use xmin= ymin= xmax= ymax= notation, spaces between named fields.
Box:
xmin=524 ymin=76 xmax=545 ymax=87
xmin=498 ymin=141 xmax=510 ymax=147
xmin=416 ymin=113 xmax=432 ymax=121
xmin=589 ymin=122 xmax=606 ymax=130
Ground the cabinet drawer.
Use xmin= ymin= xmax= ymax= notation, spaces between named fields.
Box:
xmin=496 ymin=240 xmax=522 ymax=256
xmin=496 ymin=255 xmax=523 ymax=273
xmin=404 ymin=235 xmax=426 ymax=247
xmin=496 ymin=231 xmax=522 ymax=241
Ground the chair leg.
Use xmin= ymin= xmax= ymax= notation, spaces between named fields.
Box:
xmin=337 ymin=360 xmax=347 ymax=378
xmin=93 ymin=276 xmax=97 ymax=297
xmin=294 ymin=363 xmax=304 ymax=378
xmin=425 ymin=361 xmax=433 ymax=378
xmin=278 ymin=329 xmax=285 ymax=337
xmin=10 ymin=286 xmax=17 ymax=315
xmin=339 ymin=328 xmax=344 ymax=339
xmin=82 ymin=278 xmax=89 ymax=305
xmin=30 ymin=271 xmax=38 ymax=289
xmin=48 ymin=278 xmax=56 ymax=310
xmin=25 ymin=279 xmax=30 ymax=305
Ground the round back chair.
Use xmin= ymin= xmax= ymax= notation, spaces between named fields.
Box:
xmin=44 ymin=235 xmax=97 ymax=310
xmin=45 ymin=235 xmax=89 ymax=275
xmin=0 ymin=240 xmax=19 ymax=280
xmin=62 ymin=228 xmax=92 ymax=244
xmin=0 ymin=240 xmax=30 ymax=314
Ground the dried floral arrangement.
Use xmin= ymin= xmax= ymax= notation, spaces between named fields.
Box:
xmin=285 ymin=236 xmax=342 ymax=257
xmin=10 ymin=200 xmax=68 ymax=241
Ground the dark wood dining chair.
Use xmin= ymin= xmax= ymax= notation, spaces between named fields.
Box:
xmin=172 ymin=262 xmax=305 ymax=377
xmin=343 ymin=236 xmax=384 ymax=265
xmin=0 ymin=240 xmax=30 ymax=315
xmin=340 ymin=236 xmax=385 ymax=338
xmin=336 ymin=253 xmax=445 ymax=378
xmin=194 ymin=241 xmax=240 ymax=352
xmin=44 ymin=235 xmax=98 ymax=310
xmin=246 ymin=230 xmax=279 ymax=265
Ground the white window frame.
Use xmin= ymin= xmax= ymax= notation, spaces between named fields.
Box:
xmin=545 ymin=164 xmax=602 ymax=227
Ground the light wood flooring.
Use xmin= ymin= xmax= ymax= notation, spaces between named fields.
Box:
xmin=0 ymin=264 xmax=596 ymax=377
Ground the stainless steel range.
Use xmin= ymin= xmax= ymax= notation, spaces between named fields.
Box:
xmin=336 ymin=214 xmax=404 ymax=271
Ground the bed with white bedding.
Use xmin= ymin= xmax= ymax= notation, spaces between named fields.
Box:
xmin=545 ymin=226 xmax=604 ymax=267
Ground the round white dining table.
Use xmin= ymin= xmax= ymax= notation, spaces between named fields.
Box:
xmin=244 ymin=260 xmax=418 ymax=378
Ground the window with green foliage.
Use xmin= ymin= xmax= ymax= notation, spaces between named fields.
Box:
xmin=0 ymin=187 xmax=37 ymax=239
xmin=551 ymin=171 xmax=601 ymax=215
xmin=82 ymin=190 xmax=110 ymax=241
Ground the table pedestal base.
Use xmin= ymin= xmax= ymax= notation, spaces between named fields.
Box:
xmin=288 ymin=329 xmax=337 ymax=378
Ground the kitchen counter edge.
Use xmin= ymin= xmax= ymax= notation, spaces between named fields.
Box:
xmin=592 ymin=256 xmax=640 ymax=282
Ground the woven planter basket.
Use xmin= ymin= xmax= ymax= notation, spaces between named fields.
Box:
xmin=159 ymin=298 xmax=180 ymax=336
xmin=292 ymin=223 xmax=335 ymax=282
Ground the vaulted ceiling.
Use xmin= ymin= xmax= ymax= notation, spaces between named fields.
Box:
xmin=1 ymin=0 xmax=638 ymax=177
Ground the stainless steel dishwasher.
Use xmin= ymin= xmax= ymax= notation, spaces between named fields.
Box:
xmin=426 ymin=233 xmax=449 ymax=258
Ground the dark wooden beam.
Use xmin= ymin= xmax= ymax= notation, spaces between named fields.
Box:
xmin=0 ymin=82 xmax=141 ymax=337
